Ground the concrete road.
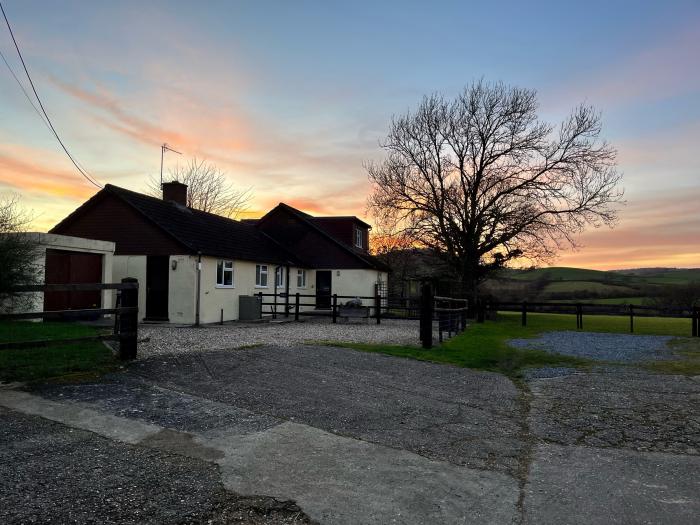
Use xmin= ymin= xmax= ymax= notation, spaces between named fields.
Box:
xmin=1 ymin=344 xmax=698 ymax=524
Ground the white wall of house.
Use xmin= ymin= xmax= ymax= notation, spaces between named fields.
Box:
xmin=197 ymin=257 xmax=316 ymax=324
xmin=112 ymin=255 xmax=147 ymax=320
xmin=329 ymin=269 xmax=388 ymax=305
xmin=111 ymin=254 xmax=386 ymax=324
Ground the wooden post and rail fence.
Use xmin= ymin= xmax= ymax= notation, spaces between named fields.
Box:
xmin=0 ymin=279 xmax=139 ymax=360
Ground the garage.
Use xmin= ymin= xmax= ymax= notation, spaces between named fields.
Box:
xmin=44 ymin=249 xmax=104 ymax=311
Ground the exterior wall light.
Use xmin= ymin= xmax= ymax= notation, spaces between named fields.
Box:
xmin=171 ymin=259 xmax=178 ymax=270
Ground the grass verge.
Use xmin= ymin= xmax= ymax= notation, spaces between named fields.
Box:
xmin=0 ymin=321 xmax=117 ymax=383
xmin=317 ymin=312 xmax=699 ymax=377
xmin=315 ymin=314 xmax=593 ymax=377
xmin=645 ymin=338 xmax=700 ymax=376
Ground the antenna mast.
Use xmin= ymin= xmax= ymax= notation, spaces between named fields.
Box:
xmin=160 ymin=143 xmax=182 ymax=188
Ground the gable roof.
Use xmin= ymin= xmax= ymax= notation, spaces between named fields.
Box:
xmin=259 ymin=203 xmax=390 ymax=271
xmin=52 ymin=185 xmax=300 ymax=265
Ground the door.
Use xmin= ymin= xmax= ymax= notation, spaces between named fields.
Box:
xmin=44 ymin=249 xmax=102 ymax=312
xmin=315 ymin=270 xmax=332 ymax=309
xmin=145 ymin=256 xmax=169 ymax=320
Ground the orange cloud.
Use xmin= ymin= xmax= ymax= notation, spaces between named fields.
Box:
xmin=556 ymin=189 xmax=700 ymax=269
xmin=0 ymin=144 xmax=97 ymax=200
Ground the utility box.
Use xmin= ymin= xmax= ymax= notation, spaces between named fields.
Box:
xmin=239 ymin=295 xmax=262 ymax=321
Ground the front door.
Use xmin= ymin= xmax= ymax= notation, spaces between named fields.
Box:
xmin=145 ymin=256 xmax=169 ymax=321
xmin=315 ymin=270 xmax=332 ymax=309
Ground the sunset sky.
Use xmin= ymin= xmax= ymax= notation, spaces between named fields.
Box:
xmin=1 ymin=0 xmax=698 ymax=270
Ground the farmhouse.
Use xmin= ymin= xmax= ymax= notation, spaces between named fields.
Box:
xmin=50 ymin=182 xmax=388 ymax=324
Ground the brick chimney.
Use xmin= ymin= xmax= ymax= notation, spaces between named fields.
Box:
xmin=162 ymin=181 xmax=188 ymax=206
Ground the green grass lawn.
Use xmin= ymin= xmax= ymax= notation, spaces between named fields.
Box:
xmin=0 ymin=321 xmax=117 ymax=383
xmin=505 ymin=311 xmax=693 ymax=336
xmin=319 ymin=312 xmax=698 ymax=377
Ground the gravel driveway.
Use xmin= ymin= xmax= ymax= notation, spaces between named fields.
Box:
xmin=508 ymin=330 xmax=675 ymax=362
xmin=139 ymin=318 xmax=422 ymax=358
xmin=0 ymin=407 xmax=312 ymax=524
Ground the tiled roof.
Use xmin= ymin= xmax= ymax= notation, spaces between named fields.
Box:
xmin=104 ymin=185 xmax=300 ymax=265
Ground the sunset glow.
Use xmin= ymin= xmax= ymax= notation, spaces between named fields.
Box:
xmin=1 ymin=1 xmax=698 ymax=269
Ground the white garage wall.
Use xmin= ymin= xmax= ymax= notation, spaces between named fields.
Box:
xmin=112 ymin=255 xmax=147 ymax=321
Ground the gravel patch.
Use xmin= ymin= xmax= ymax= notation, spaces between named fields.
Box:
xmin=508 ymin=330 xmax=675 ymax=363
xmin=139 ymin=317 xmax=421 ymax=358
xmin=0 ymin=407 xmax=313 ymax=524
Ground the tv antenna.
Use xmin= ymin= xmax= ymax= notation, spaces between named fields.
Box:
xmin=160 ymin=143 xmax=182 ymax=187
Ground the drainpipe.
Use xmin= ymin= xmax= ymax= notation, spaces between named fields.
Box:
xmin=285 ymin=264 xmax=290 ymax=317
xmin=195 ymin=251 xmax=202 ymax=326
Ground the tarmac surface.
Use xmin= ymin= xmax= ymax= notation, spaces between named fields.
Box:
xmin=2 ymin=341 xmax=699 ymax=524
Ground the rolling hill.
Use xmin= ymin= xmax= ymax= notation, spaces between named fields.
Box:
xmin=485 ymin=266 xmax=700 ymax=304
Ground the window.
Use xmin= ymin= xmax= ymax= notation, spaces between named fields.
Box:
xmin=297 ymin=269 xmax=306 ymax=288
xmin=355 ymin=227 xmax=364 ymax=248
xmin=255 ymin=264 xmax=268 ymax=287
xmin=275 ymin=266 xmax=285 ymax=288
xmin=216 ymin=260 xmax=234 ymax=287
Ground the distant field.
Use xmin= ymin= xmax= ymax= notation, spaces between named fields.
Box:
xmin=547 ymin=296 xmax=646 ymax=305
xmin=506 ymin=266 xmax=700 ymax=286
xmin=543 ymin=280 xmax=637 ymax=295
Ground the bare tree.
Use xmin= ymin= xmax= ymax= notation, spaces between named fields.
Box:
xmin=367 ymin=80 xmax=623 ymax=298
xmin=0 ymin=195 xmax=39 ymax=307
xmin=149 ymin=158 xmax=252 ymax=218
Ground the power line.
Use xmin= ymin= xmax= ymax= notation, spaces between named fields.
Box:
xmin=0 ymin=1 xmax=102 ymax=188
xmin=0 ymin=47 xmax=51 ymax=131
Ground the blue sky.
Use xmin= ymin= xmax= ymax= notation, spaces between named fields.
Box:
xmin=1 ymin=0 xmax=699 ymax=267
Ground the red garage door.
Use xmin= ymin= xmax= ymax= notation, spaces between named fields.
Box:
xmin=44 ymin=249 xmax=103 ymax=311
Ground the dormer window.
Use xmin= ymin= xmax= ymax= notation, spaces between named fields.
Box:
xmin=355 ymin=227 xmax=364 ymax=248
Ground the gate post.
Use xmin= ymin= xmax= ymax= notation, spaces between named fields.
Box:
xmin=119 ymin=277 xmax=138 ymax=360
xmin=332 ymin=294 xmax=338 ymax=324
xmin=295 ymin=293 xmax=300 ymax=322
xmin=419 ymin=283 xmax=433 ymax=349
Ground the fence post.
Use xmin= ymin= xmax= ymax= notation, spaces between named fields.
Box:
xmin=629 ymin=304 xmax=634 ymax=333
xmin=477 ymin=299 xmax=485 ymax=323
xmin=576 ymin=304 xmax=583 ymax=330
xmin=521 ymin=301 xmax=527 ymax=327
xmin=119 ymin=278 xmax=138 ymax=360
xmin=273 ymin=292 xmax=277 ymax=319
xmin=332 ymin=294 xmax=338 ymax=324
xmin=295 ymin=293 xmax=300 ymax=322
xmin=419 ymin=283 xmax=433 ymax=349
xmin=258 ymin=291 xmax=263 ymax=317
xmin=693 ymin=307 xmax=698 ymax=337
xmin=375 ymin=289 xmax=381 ymax=325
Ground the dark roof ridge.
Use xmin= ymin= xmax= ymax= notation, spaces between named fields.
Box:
xmin=269 ymin=203 xmax=384 ymax=270
xmin=103 ymin=185 xmax=300 ymax=265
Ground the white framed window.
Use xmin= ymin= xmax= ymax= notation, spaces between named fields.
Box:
xmin=297 ymin=269 xmax=306 ymax=288
xmin=275 ymin=266 xmax=285 ymax=288
xmin=216 ymin=260 xmax=234 ymax=287
xmin=255 ymin=264 xmax=268 ymax=287
xmin=355 ymin=227 xmax=364 ymax=248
